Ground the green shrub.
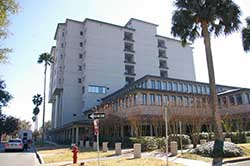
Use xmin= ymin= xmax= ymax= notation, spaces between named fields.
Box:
xmin=225 ymin=132 xmax=246 ymax=144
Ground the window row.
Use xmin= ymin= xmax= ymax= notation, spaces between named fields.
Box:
xmin=137 ymin=80 xmax=211 ymax=95
xmin=142 ymin=93 xmax=207 ymax=106
xmin=88 ymin=85 xmax=107 ymax=94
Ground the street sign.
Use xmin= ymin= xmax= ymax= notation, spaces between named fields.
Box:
xmin=88 ymin=112 xmax=105 ymax=120
xmin=94 ymin=119 xmax=99 ymax=136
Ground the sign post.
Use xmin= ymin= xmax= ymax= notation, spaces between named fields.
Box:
xmin=88 ymin=112 xmax=105 ymax=166
xmin=94 ymin=119 xmax=100 ymax=166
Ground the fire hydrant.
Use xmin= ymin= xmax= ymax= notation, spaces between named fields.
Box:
xmin=72 ymin=144 xmax=79 ymax=164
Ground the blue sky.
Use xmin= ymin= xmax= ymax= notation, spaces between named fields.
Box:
xmin=0 ymin=0 xmax=250 ymax=129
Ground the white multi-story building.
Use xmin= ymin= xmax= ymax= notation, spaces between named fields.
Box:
xmin=48 ymin=18 xmax=196 ymax=129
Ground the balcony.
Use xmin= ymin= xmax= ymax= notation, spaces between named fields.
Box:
xmin=158 ymin=39 xmax=167 ymax=49
xmin=159 ymin=65 xmax=169 ymax=69
xmin=124 ymin=72 xmax=136 ymax=76
xmin=124 ymin=43 xmax=135 ymax=53
xmin=124 ymin=55 xmax=136 ymax=64
xmin=124 ymin=32 xmax=134 ymax=42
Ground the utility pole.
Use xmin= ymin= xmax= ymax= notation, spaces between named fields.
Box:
xmin=164 ymin=106 xmax=168 ymax=166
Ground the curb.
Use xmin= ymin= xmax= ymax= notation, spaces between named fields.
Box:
xmin=34 ymin=145 xmax=44 ymax=165
xmin=222 ymin=157 xmax=250 ymax=164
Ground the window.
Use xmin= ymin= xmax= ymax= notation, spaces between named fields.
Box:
xmin=188 ymin=84 xmax=192 ymax=93
xmin=82 ymin=86 xmax=85 ymax=93
xmin=60 ymin=54 xmax=63 ymax=59
xmin=61 ymin=43 xmax=64 ymax=48
xmin=193 ymin=85 xmax=197 ymax=93
xmin=79 ymin=53 xmax=83 ymax=59
xmin=183 ymin=84 xmax=188 ymax=93
xmin=80 ymin=31 xmax=83 ymax=36
xmin=124 ymin=54 xmax=135 ymax=63
xmin=183 ymin=97 xmax=188 ymax=106
xmin=78 ymin=78 xmax=82 ymax=83
xmin=173 ymin=82 xmax=177 ymax=91
xmin=125 ymin=77 xmax=134 ymax=85
xmin=197 ymin=85 xmax=201 ymax=94
xmin=177 ymin=96 xmax=182 ymax=105
xmin=159 ymin=50 xmax=166 ymax=58
xmin=178 ymin=83 xmax=183 ymax=92
xmin=246 ymin=93 xmax=250 ymax=104
xmin=171 ymin=96 xmax=176 ymax=105
xmin=167 ymin=82 xmax=172 ymax=91
xmin=202 ymin=86 xmax=206 ymax=94
xmin=157 ymin=81 xmax=161 ymax=90
xmin=150 ymin=94 xmax=155 ymax=105
xmin=80 ymin=42 xmax=83 ymax=47
xmin=159 ymin=60 xmax=168 ymax=69
xmin=124 ymin=43 xmax=134 ymax=52
xmin=158 ymin=39 xmax=166 ymax=48
xmin=160 ymin=70 xmax=168 ymax=78
xmin=162 ymin=82 xmax=167 ymax=90
xmin=141 ymin=81 xmax=147 ymax=88
xmin=125 ymin=65 xmax=135 ymax=75
xmin=62 ymin=32 xmax=64 ymax=37
xmin=206 ymin=87 xmax=210 ymax=94
xmin=236 ymin=94 xmax=243 ymax=105
xmin=163 ymin=95 xmax=169 ymax=105
xmin=124 ymin=32 xmax=133 ymax=41
xmin=78 ymin=65 xmax=82 ymax=71
xmin=88 ymin=85 xmax=107 ymax=94
xmin=229 ymin=96 xmax=235 ymax=105
xmin=142 ymin=93 xmax=147 ymax=105
xmin=151 ymin=80 xmax=155 ymax=89
xmin=157 ymin=94 xmax=162 ymax=105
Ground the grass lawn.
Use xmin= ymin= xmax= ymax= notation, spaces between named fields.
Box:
xmin=180 ymin=143 xmax=250 ymax=162
xmin=39 ymin=148 xmax=115 ymax=163
xmin=59 ymin=158 xmax=184 ymax=166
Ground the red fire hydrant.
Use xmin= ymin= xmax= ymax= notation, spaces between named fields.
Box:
xmin=72 ymin=144 xmax=79 ymax=164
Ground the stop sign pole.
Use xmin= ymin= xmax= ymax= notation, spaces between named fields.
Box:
xmin=94 ymin=119 xmax=100 ymax=166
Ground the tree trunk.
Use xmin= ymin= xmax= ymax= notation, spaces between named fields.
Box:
xmin=201 ymin=21 xmax=224 ymax=163
xmin=42 ymin=63 xmax=47 ymax=141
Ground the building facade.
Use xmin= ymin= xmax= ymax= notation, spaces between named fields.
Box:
xmin=49 ymin=18 xmax=196 ymax=129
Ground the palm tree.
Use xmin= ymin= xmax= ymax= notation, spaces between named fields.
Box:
xmin=37 ymin=53 xmax=53 ymax=141
xmin=171 ymin=0 xmax=241 ymax=163
xmin=242 ymin=17 xmax=250 ymax=52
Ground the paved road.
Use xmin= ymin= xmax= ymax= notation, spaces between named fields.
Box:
xmin=0 ymin=146 xmax=40 ymax=166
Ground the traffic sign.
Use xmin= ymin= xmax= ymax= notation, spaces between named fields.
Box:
xmin=88 ymin=112 xmax=105 ymax=120
xmin=94 ymin=119 xmax=99 ymax=136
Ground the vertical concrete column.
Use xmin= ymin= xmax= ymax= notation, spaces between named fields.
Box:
xmin=115 ymin=143 xmax=122 ymax=155
xmin=80 ymin=140 xmax=84 ymax=148
xmin=102 ymin=142 xmax=108 ymax=152
xmin=133 ymin=143 xmax=141 ymax=158
xmin=93 ymin=142 xmax=97 ymax=149
xmin=85 ymin=141 xmax=90 ymax=148
xmin=150 ymin=124 xmax=153 ymax=136
xmin=75 ymin=127 xmax=79 ymax=144
xmin=170 ymin=141 xmax=178 ymax=156
xmin=241 ymin=93 xmax=248 ymax=104
xmin=130 ymin=126 xmax=134 ymax=137
xmin=120 ymin=125 xmax=124 ymax=138
xmin=71 ymin=128 xmax=75 ymax=143
xmin=200 ymin=139 xmax=207 ymax=145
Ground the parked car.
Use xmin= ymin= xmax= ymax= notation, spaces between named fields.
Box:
xmin=5 ymin=138 xmax=24 ymax=152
